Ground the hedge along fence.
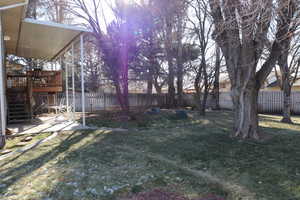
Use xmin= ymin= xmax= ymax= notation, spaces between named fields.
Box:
xmin=219 ymin=91 xmax=300 ymax=114
xmin=58 ymin=93 xmax=167 ymax=112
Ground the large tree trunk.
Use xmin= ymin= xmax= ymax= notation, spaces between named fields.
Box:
xmin=279 ymin=54 xmax=293 ymax=123
xmin=232 ymin=85 xmax=260 ymax=139
xmin=282 ymin=83 xmax=292 ymax=123
xmin=208 ymin=0 xmax=294 ymax=140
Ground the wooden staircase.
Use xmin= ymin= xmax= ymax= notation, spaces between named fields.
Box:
xmin=7 ymin=89 xmax=32 ymax=124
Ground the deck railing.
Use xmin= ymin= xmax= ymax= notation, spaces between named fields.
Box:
xmin=7 ymin=75 xmax=27 ymax=89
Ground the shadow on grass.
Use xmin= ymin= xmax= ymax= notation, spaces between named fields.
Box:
xmin=36 ymin=129 xmax=229 ymax=200
xmin=260 ymin=115 xmax=300 ymax=126
xmin=1 ymin=111 xmax=300 ymax=200
xmin=139 ymin=127 xmax=300 ymax=200
xmin=40 ymin=119 xmax=300 ymax=199
xmin=0 ymin=130 xmax=98 ymax=196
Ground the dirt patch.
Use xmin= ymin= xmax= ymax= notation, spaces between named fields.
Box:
xmin=124 ymin=189 xmax=224 ymax=200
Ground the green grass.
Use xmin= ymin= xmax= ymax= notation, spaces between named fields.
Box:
xmin=85 ymin=109 xmax=207 ymax=130
xmin=1 ymin=111 xmax=300 ymax=200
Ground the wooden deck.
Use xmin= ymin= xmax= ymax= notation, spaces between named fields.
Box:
xmin=7 ymin=70 xmax=63 ymax=93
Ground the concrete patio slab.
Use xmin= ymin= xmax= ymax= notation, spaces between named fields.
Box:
xmin=7 ymin=114 xmax=99 ymax=135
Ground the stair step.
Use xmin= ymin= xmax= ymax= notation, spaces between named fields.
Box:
xmin=9 ymin=110 xmax=27 ymax=113
xmin=9 ymin=108 xmax=26 ymax=111
xmin=9 ymin=105 xmax=26 ymax=107
xmin=9 ymin=113 xmax=28 ymax=117
xmin=8 ymin=119 xmax=31 ymax=124
xmin=9 ymin=107 xmax=26 ymax=109
xmin=8 ymin=105 xmax=26 ymax=108
xmin=9 ymin=115 xmax=30 ymax=119
xmin=7 ymin=98 xmax=25 ymax=104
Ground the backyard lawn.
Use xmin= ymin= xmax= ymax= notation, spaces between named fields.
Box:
xmin=0 ymin=110 xmax=300 ymax=200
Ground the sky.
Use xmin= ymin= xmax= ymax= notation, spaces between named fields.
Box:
xmin=75 ymin=0 xmax=143 ymax=31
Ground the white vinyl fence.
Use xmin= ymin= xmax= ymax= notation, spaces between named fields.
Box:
xmin=58 ymin=93 xmax=167 ymax=112
xmin=219 ymin=91 xmax=300 ymax=114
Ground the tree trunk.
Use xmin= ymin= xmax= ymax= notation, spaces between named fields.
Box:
xmin=167 ymin=66 xmax=176 ymax=108
xmin=199 ymin=63 xmax=209 ymax=116
xmin=146 ymin=73 xmax=153 ymax=107
xmin=154 ymin=83 xmax=162 ymax=95
xmin=212 ymin=47 xmax=221 ymax=110
xmin=232 ymin=87 xmax=260 ymax=139
xmin=115 ymin=82 xmax=129 ymax=114
xmin=113 ymin=60 xmax=130 ymax=116
xmin=279 ymin=54 xmax=293 ymax=123
xmin=282 ymin=84 xmax=292 ymax=123
xmin=154 ymin=82 xmax=165 ymax=107
xmin=199 ymin=88 xmax=209 ymax=116
xmin=176 ymin=17 xmax=184 ymax=108
xmin=122 ymin=64 xmax=129 ymax=115
xmin=194 ymin=68 xmax=202 ymax=113
xmin=165 ymin=17 xmax=176 ymax=108
xmin=177 ymin=65 xmax=183 ymax=107
xmin=147 ymin=62 xmax=154 ymax=95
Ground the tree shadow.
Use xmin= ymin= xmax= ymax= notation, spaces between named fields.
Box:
xmin=260 ymin=115 xmax=300 ymax=126
xmin=139 ymin=126 xmax=300 ymax=200
xmin=0 ymin=130 xmax=100 ymax=196
xmin=35 ymin=128 xmax=229 ymax=200
xmin=34 ymin=121 xmax=300 ymax=200
xmin=2 ymin=111 xmax=300 ymax=199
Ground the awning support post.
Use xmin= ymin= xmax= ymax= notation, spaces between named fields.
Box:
xmin=64 ymin=56 xmax=69 ymax=114
xmin=80 ymin=34 xmax=86 ymax=126
xmin=72 ymin=43 xmax=76 ymax=121
xmin=0 ymin=11 xmax=6 ymax=148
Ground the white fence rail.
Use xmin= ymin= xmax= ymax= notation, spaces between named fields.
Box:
xmin=58 ymin=93 xmax=166 ymax=112
xmin=58 ymin=91 xmax=300 ymax=114
xmin=219 ymin=91 xmax=300 ymax=114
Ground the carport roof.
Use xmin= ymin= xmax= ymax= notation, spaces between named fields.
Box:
xmin=2 ymin=1 xmax=90 ymax=60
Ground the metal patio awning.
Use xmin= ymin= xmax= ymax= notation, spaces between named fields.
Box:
xmin=2 ymin=3 xmax=89 ymax=60
xmin=0 ymin=0 xmax=26 ymax=7
xmin=17 ymin=18 xmax=88 ymax=60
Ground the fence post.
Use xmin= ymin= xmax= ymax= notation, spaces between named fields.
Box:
xmin=104 ymin=93 xmax=106 ymax=111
